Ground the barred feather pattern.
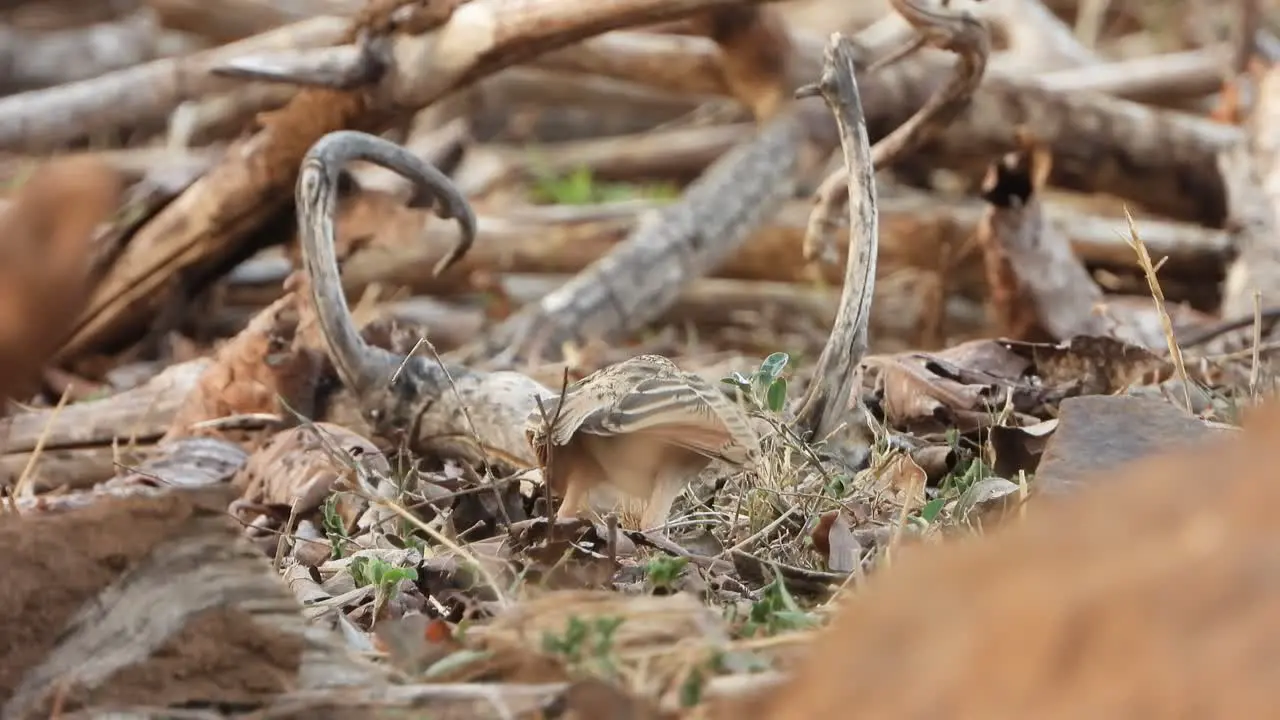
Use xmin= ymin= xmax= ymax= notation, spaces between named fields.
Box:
xmin=525 ymin=355 xmax=760 ymax=528
xmin=526 ymin=355 xmax=759 ymax=464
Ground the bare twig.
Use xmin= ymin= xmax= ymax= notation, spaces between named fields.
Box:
xmin=803 ymin=0 xmax=990 ymax=264
xmin=790 ymin=33 xmax=878 ymax=446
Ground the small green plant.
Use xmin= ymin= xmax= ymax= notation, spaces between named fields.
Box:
xmin=350 ymin=556 xmax=418 ymax=599
xmin=739 ymin=574 xmax=819 ymax=637
xmin=350 ymin=554 xmax=418 ymax=624
xmin=938 ymin=454 xmax=994 ymax=497
xmin=722 ymin=352 xmax=791 ymax=413
xmin=679 ymin=663 xmax=707 ymax=707
xmin=644 ymin=555 xmax=690 ymax=592
xmin=529 ymin=164 xmax=679 ymax=206
xmin=541 ymin=615 xmax=625 ymax=678
xmin=321 ymin=494 xmax=350 ymax=559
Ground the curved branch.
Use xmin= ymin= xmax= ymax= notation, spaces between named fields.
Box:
xmin=295 ymin=130 xmax=476 ymax=395
xmin=793 ymin=34 xmax=879 ymax=446
xmin=802 ymin=0 xmax=990 ymax=264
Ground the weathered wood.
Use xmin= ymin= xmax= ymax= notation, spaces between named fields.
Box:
xmin=0 ymin=486 xmax=386 ymax=719
xmin=792 ymin=33 xmax=878 ymax=445
xmin=295 ymin=130 xmax=553 ymax=468
xmin=460 ymin=107 xmax=827 ymax=365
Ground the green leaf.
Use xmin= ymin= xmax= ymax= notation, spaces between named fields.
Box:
xmin=680 ymin=666 xmax=706 ymax=707
xmin=919 ymin=497 xmax=946 ymax=524
xmin=757 ymin=352 xmax=790 ymax=383
xmin=349 ymin=556 xmax=372 ymax=587
xmin=379 ymin=566 xmax=419 ymax=586
xmin=766 ymin=377 xmax=788 ymax=412
xmin=645 ymin=555 xmax=690 ymax=589
xmin=721 ymin=372 xmax=752 ymax=390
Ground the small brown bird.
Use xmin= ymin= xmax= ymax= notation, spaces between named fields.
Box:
xmin=526 ymin=354 xmax=760 ymax=531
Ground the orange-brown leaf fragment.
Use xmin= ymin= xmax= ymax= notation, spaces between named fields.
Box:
xmin=163 ymin=292 xmax=322 ymax=443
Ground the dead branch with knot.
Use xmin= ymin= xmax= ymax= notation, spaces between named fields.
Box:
xmin=295 ymin=129 xmax=555 ymax=469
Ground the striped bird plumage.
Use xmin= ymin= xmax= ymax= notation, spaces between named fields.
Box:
xmin=526 ymin=354 xmax=760 ymax=529
xmin=528 ymin=355 xmax=759 ymax=464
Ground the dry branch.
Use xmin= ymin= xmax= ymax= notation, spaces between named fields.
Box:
xmin=146 ymin=0 xmax=361 ymax=44
xmin=238 ymin=189 xmax=1227 ymax=308
xmin=550 ymin=23 xmax=1240 ymax=225
xmin=1221 ymin=64 xmax=1280 ymax=322
xmin=975 ymin=0 xmax=1095 ymax=73
xmin=791 ymin=33 xmax=878 ymax=447
xmin=0 ymin=16 xmax=347 ymax=152
xmin=296 ymin=130 xmax=552 ymax=468
xmin=975 ymin=136 xmax=1169 ymax=349
xmin=803 ymin=0 xmax=990 ymax=264
xmin=57 ymin=0 xmax=791 ymax=361
xmin=457 ymin=5 xmax=829 ymax=365
xmin=0 ymin=10 xmax=194 ymax=93
xmin=297 ymin=130 xmax=475 ymax=394
xmin=461 ymin=110 xmax=825 ymax=367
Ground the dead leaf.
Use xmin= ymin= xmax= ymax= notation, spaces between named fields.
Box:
xmin=866 ymin=346 xmax=1044 ymax=434
xmin=810 ymin=510 xmax=861 ymax=573
xmin=956 ymin=477 xmax=1022 ymax=525
xmin=868 ymin=453 xmax=928 ymax=514
xmin=163 ymin=292 xmax=323 ymax=444
xmin=999 ymin=336 xmax=1170 ymax=397
xmin=987 ymin=418 xmax=1058 ymax=479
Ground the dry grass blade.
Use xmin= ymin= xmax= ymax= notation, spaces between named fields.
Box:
xmin=1123 ymin=207 xmax=1193 ymax=413
xmin=802 ymin=0 xmax=990 ymax=264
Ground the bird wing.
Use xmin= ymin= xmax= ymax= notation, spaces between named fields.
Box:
xmin=526 ymin=355 xmax=759 ymax=467
xmin=592 ymin=370 xmax=760 ymax=464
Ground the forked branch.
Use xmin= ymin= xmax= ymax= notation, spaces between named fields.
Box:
xmin=792 ymin=34 xmax=877 ymax=447
xmin=295 ymin=130 xmax=475 ymax=398
xmin=803 ymin=0 xmax=990 ymax=264
xmin=297 ymin=131 xmax=555 ymax=468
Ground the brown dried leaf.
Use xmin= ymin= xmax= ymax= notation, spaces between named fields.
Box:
xmin=868 ymin=353 xmax=1002 ymax=434
xmin=507 ymin=517 xmax=623 ymax=590
xmin=987 ymin=418 xmax=1058 ymax=479
xmin=164 ymin=292 xmax=323 ymax=443
xmin=810 ymin=510 xmax=860 ymax=574
xmin=867 ymin=453 xmax=927 ymax=514
xmin=999 ymin=335 xmax=1170 ymax=397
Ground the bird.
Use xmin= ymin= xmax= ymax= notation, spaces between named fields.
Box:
xmin=526 ymin=354 xmax=761 ymax=532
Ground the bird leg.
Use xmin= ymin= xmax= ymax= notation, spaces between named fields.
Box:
xmin=555 ymin=476 xmax=592 ymax=520
xmin=640 ymin=456 xmax=708 ymax=535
